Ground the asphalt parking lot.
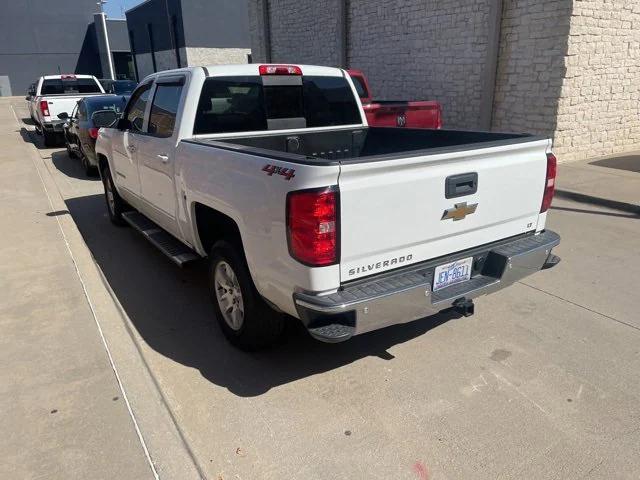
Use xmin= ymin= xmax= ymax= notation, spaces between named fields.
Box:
xmin=4 ymin=97 xmax=640 ymax=479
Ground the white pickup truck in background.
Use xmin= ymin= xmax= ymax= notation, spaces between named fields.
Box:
xmin=28 ymin=74 xmax=104 ymax=146
xmin=95 ymin=64 xmax=560 ymax=350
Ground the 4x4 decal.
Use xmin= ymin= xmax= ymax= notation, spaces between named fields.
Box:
xmin=262 ymin=164 xmax=296 ymax=180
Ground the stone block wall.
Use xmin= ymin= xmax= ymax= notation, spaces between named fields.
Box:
xmin=249 ymin=0 xmax=640 ymax=161
xmin=554 ymin=0 xmax=640 ymax=162
xmin=348 ymin=0 xmax=493 ymax=129
xmin=492 ymin=0 xmax=572 ymax=139
xmin=267 ymin=0 xmax=341 ymax=66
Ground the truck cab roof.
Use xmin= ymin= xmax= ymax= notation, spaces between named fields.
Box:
xmin=41 ymin=74 xmax=97 ymax=80
xmin=138 ymin=64 xmax=346 ymax=84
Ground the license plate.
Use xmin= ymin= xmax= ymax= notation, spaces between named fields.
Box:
xmin=433 ymin=257 xmax=473 ymax=292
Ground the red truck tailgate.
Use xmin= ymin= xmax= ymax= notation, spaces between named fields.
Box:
xmin=363 ymin=101 xmax=442 ymax=129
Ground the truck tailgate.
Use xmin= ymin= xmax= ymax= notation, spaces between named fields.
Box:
xmin=364 ymin=100 xmax=442 ymax=129
xmin=41 ymin=96 xmax=84 ymax=118
xmin=338 ymin=139 xmax=550 ymax=281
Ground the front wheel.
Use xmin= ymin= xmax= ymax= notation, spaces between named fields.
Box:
xmin=101 ymin=164 xmax=128 ymax=226
xmin=209 ymin=240 xmax=284 ymax=350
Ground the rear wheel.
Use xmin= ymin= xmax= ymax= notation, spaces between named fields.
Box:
xmin=209 ymin=240 xmax=284 ymax=350
xmin=43 ymin=130 xmax=57 ymax=147
xmin=66 ymin=140 xmax=76 ymax=159
xmin=80 ymin=147 xmax=97 ymax=177
xmin=101 ymin=164 xmax=128 ymax=226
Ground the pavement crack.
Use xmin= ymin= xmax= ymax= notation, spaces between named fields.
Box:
xmin=519 ymin=281 xmax=640 ymax=334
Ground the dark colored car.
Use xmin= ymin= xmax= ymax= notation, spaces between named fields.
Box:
xmin=63 ymin=95 xmax=128 ymax=175
xmin=99 ymin=79 xmax=138 ymax=95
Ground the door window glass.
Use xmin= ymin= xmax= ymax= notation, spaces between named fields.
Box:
xmin=125 ymin=83 xmax=152 ymax=132
xmin=148 ymin=83 xmax=183 ymax=138
xmin=77 ymin=102 xmax=87 ymax=121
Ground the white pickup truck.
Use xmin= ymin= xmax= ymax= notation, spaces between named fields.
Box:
xmin=28 ymin=74 xmax=104 ymax=146
xmin=95 ymin=64 xmax=561 ymax=349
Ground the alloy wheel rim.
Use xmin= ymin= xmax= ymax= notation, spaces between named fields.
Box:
xmin=214 ymin=261 xmax=244 ymax=331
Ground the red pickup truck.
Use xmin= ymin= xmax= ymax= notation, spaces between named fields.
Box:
xmin=348 ymin=69 xmax=442 ymax=129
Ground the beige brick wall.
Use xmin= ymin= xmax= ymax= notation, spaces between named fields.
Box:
xmin=492 ymin=0 xmax=572 ymax=138
xmin=348 ymin=0 xmax=492 ymax=129
xmin=554 ymin=0 xmax=640 ymax=162
xmin=184 ymin=48 xmax=252 ymax=66
xmin=249 ymin=0 xmax=640 ymax=161
xmin=266 ymin=0 xmax=341 ymax=66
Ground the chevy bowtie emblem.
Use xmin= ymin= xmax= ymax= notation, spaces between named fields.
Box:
xmin=442 ymin=202 xmax=478 ymax=221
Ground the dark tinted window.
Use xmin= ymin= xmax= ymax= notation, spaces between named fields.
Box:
xmin=351 ymin=76 xmax=368 ymax=99
xmin=149 ymin=84 xmax=183 ymax=138
xmin=194 ymin=77 xmax=266 ymax=134
xmin=264 ymin=85 xmax=303 ymax=119
xmin=125 ymin=83 xmax=152 ymax=132
xmin=77 ymin=102 xmax=87 ymax=121
xmin=112 ymin=81 xmax=137 ymax=95
xmin=193 ymin=75 xmax=361 ymax=135
xmin=41 ymin=78 xmax=102 ymax=95
xmin=86 ymin=97 xmax=127 ymax=116
xmin=303 ymin=76 xmax=361 ymax=127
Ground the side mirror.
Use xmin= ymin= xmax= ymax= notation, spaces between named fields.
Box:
xmin=25 ymin=96 xmax=31 ymax=101
xmin=117 ymin=117 xmax=132 ymax=131
xmin=57 ymin=112 xmax=69 ymax=120
xmin=92 ymin=110 xmax=119 ymax=128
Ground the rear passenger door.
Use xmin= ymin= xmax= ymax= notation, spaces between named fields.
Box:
xmin=136 ymin=75 xmax=185 ymax=236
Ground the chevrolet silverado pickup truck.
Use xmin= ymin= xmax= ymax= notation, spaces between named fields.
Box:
xmin=348 ymin=69 xmax=442 ymax=129
xmin=30 ymin=74 xmax=104 ymax=146
xmin=95 ymin=64 xmax=560 ymax=350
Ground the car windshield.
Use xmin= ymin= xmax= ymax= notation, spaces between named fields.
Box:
xmin=87 ymin=97 xmax=127 ymax=116
xmin=112 ymin=81 xmax=137 ymax=95
xmin=41 ymin=78 xmax=102 ymax=95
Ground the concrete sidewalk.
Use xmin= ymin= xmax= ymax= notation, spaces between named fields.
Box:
xmin=556 ymin=151 xmax=640 ymax=213
xmin=0 ymin=98 xmax=204 ymax=479
xmin=0 ymin=101 xmax=155 ymax=478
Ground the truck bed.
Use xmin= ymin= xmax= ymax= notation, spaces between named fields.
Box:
xmin=188 ymin=127 xmax=544 ymax=164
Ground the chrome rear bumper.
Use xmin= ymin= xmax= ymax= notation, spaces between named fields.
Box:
xmin=294 ymin=230 xmax=561 ymax=342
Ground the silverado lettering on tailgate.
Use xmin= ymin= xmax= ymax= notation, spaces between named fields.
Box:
xmin=348 ymin=254 xmax=414 ymax=277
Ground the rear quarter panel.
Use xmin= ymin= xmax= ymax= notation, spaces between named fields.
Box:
xmin=176 ymin=141 xmax=341 ymax=317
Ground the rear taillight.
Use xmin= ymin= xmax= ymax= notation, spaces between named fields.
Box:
xmin=287 ymin=187 xmax=338 ymax=267
xmin=259 ymin=64 xmax=302 ymax=76
xmin=88 ymin=128 xmax=99 ymax=139
xmin=540 ymin=153 xmax=557 ymax=213
xmin=39 ymin=100 xmax=50 ymax=117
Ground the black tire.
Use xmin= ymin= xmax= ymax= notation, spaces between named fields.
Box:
xmin=101 ymin=164 xmax=128 ymax=226
xmin=43 ymin=130 xmax=57 ymax=147
xmin=81 ymin=148 xmax=97 ymax=177
xmin=66 ymin=141 xmax=76 ymax=159
xmin=209 ymin=240 xmax=284 ymax=350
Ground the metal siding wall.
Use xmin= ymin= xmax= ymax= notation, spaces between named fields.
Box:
xmin=180 ymin=0 xmax=251 ymax=49
xmin=0 ymin=0 xmax=100 ymax=94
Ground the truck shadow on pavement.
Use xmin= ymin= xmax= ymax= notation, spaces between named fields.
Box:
xmin=51 ymin=151 xmax=100 ymax=181
xmin=64 ymin=194 xmax=460 ymax=397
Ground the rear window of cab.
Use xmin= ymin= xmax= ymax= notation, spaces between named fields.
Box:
xmin=41 ymin=78 xmax=102 ymax=95
xmin=193 ymin=75 xmax=361 ymax=135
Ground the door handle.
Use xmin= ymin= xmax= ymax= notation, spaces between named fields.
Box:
xmin=445 ymin=172 xmax=478 ymax=199
xmin=157 ymin=154 xmax=169 ymax=164
xmin=127 ymin=145 xmax=137 ymax=153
